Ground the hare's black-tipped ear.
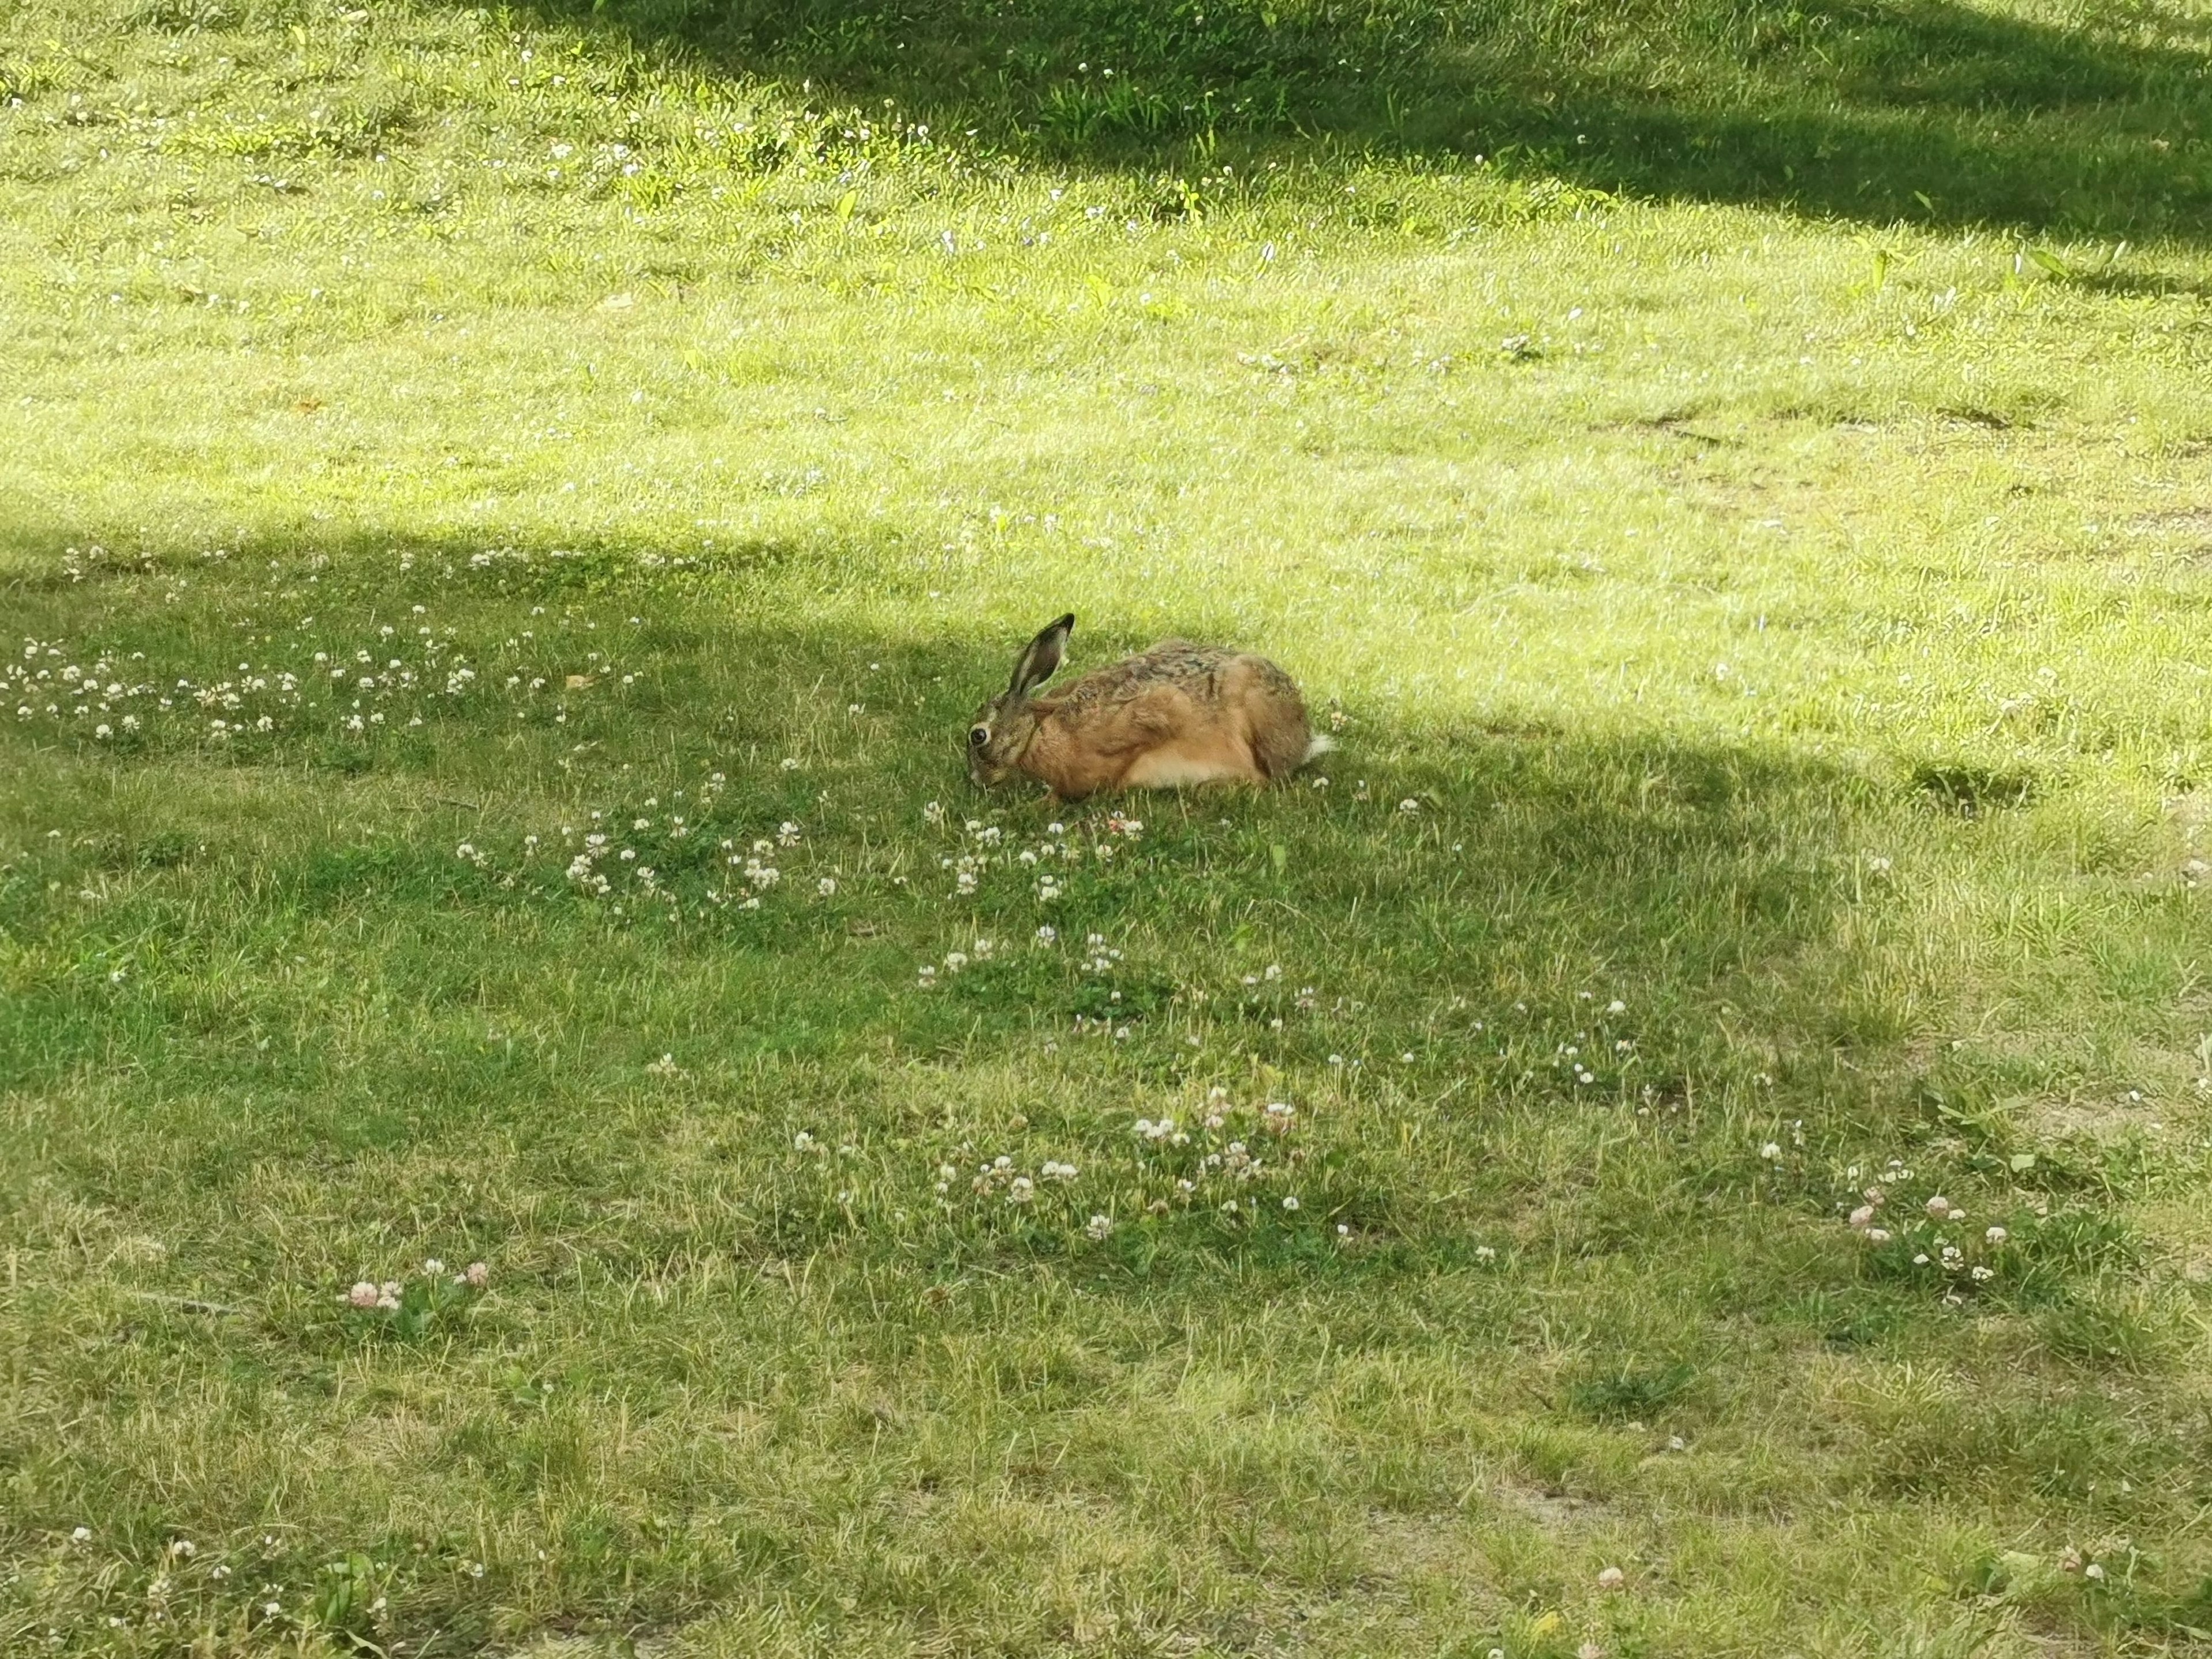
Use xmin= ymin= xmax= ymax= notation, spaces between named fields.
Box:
xmin=1007 ymin=613 xmax=1074 ymax=698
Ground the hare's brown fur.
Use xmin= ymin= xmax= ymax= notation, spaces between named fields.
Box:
xmin=968 ymin=620 xmax=1322 ymax=801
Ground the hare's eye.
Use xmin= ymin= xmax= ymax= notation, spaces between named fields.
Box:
xmin=968 ymin=725 xmax=990 ymax=748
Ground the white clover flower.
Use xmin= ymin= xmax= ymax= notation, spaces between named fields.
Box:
xmin=1085 ymin=1214 xmax=1112 ymax=1241
xmin=1281 ymin=1195 xmax=1300 ymax=1211
xmin=71 ymin=1526 xmax=93 ymax=1543
xmin=1985 ymin=1226 xmax=2008 ymax=1244
xmin=1849 ymin=1205 xmax=1876 ymax=1228
xmin=1035 ymin=925 xmax=1058 ymax=944
xmin=1971 ymin=1265 xmax=1994 ymax=1282
xmin=817 ymin=877 xmax=837 ymax=896
xmin=465 ymin=1261 xmax=489 ymax=1287
xmin=1760 ymin=1141 xmax=1781 ymax=1160
xmin=1597 ymin=1565 xmax=1625 ymax=1590
xmin=1474 ymin=1244 xmax=1496 ymax=1262
xmin=1007 ymin=1176 xmax=1035 ymax=1204
xmin=1865 ymin=1228 xmax=1892 ymax=1244
xmin=1925 ymin=1195 xmax=1953 ymax=1218
xmin=794 ymin=1130 xmax=817 ymax=1151
xmin=423 ymin=1257 xmax=445 ymax=1275
xmin=347 ymin=1281 xmax=380 ymax=1309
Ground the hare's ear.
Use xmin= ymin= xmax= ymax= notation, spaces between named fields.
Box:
xmin=1007 ymin=613 xmax=1074 ymax=698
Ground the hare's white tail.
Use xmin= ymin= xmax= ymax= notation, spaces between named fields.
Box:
xmin=1302 ymin=733 xmax=1336 ymax=764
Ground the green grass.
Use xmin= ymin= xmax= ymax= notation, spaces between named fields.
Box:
xmin=5 ymin=0 xmax=2212 ymax=1652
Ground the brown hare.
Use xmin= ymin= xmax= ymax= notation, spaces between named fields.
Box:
xmin=965 ymin=613 xmax=1330 ymax=801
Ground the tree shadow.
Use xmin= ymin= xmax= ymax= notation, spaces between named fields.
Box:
xmin=5 ymin=520 xmax=1890 ymax=1072
xmin=502 ymin=0 xmax=2212 ymax=240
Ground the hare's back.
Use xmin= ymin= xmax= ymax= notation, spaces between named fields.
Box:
xmin=1061 ymin=641 xmax=1294 ymax=710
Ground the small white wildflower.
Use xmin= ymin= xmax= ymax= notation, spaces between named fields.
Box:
xmin=1759 ymin=1141 xmax=1782 ymax=1160
xmin=1281 ymin=1195 xmax=1300 ymax=1211
xmin=1985 ymin=1225 xmax=2008 ymax=1244
xmin=1085 ymin=1213 xmax=1112 ymax=1241
xmin=817 ymin=877 xmax=837 ymax=896
xmin=1596 ymin=1566 xmax=1625 ymax=1590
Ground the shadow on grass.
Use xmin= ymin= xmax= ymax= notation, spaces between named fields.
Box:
xmin=2 ymin=522 xmax=1894 ymax=1105
xmin=496 ymin=0 xmax=2211 ymax=240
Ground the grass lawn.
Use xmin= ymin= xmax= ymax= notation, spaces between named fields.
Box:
xmin=5 ymin=0 xmax=2212 ymax=1651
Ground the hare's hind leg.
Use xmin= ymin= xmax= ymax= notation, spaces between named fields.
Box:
xmin=1122 ymin=736 xmax=1262 ymax=789
xmin=1247 ymin=695 xmax=1316 ymax=781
